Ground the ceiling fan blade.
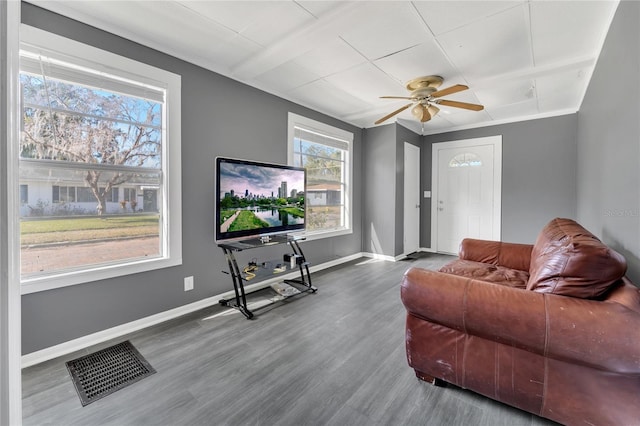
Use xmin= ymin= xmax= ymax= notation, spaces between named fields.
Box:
xmin=435 ymin=99 xmax=484 ymax=111
xmin=374 ymin=103 xmax=412 ymax=125
xmin=380 ymin=96 xmax=413 ymax=100
xmin=430 ymin=84 xmax=469 ymax=98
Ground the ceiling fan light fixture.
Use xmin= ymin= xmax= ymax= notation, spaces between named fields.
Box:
xmin=427 ymin=104 xmax=440 ymax=117
xmin=411 ymin=104 xmax=424 ymax=120
xmin=420 ymin=105 xmax=431 ymax=122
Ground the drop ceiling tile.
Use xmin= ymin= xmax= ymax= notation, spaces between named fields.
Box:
xmin=339 ymin=2 xmax=432 ymax=60
xmin=485 ymin=98 xmax=539 ymax=121
xmin=414 ymin=1 xmax=524 ymax=36
xmin=296 ymin=1 xmax=344 ymax=17
xmin=443 ymin=109 xmax=492 ymax=126
xmin=178 ymin=1 xmax=315 ymax=46
xmin=176 ymin=1 xmax=263 ymax=33
xmin=293 ymin=38 xmax=367 ymax=78
xmin=206 ymin=36 xmax=264 ymax=70
xmin=436 ymin=4 xmax=533 ymax=82
xmin=139 ymin=4 xmax=263 ymax=69
xmin=536 ymin=68 xmax=590 ymax=112
xmin=241 ymin=3 xmax=316 ymax=46
xmin=374 ymin=40 xmax=462 ymax=86
xmin=325 ymin=62 xmax=406 ymax=104
xmin=530 ymin=1 xmax=618 ymax=66
xmin=538 ymin=95 xmax=582 ymax=114
xmin=288 ymin=79 xmax=370 ymax=117
xmin=255 ymin=60 xmax=321 ymax=93
xmin=475 ymin=79 xmax=535 ymax=108
xmin=535 ymin=67 xmax=590 ymax=100
xmin=80 ymin=1 xmax=263 ymax=70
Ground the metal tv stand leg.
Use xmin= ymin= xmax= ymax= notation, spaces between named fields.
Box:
xmin=220 ymin=247 xmax=254 ymax=319
xmin=283 ymin=239 xmax=316 ymax=293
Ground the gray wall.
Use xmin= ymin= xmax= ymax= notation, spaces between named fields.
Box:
xmin=361 ymin=123 xmax=420 ymax=258
xmin=424 ymin=114 xmax=578 ymax=245
xmin=21 ymin=3 xmax=363 ymax=354
xmin=362 ymin=125 xmax=396 ymax=257
xmin=577 ymin=0 xmax=640 ymax=283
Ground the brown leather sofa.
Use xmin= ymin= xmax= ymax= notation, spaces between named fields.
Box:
xmin=401 ymin=218 xmax=640 ymax=425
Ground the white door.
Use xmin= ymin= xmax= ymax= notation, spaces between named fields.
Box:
xmin=404 ymin=143 xmax=420 ymax=255
xmin=432 ymin=136 xmax=502 ymax=254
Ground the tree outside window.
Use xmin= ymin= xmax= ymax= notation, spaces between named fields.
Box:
xmin=19 ymin=25 xmax=182 ymax=293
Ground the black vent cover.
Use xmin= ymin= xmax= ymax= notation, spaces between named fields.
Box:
xmin=66 ymin=340 xmax=156 ymax=406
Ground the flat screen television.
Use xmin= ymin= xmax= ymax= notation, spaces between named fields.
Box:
xmin=215 ymin=157 xmax=306 ymax=243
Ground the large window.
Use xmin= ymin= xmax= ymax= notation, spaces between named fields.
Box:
xmin=19 ymin=26 xmax=182 ymax=293
xmin=288 ymin=113 xmax=353 ymax=239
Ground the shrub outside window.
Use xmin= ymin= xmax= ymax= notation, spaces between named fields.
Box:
xmin=19 ymin=25 xmax=182 ymax=294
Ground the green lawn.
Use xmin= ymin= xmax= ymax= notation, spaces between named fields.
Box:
xmin=279 ymin=206 xmax=305 ymax=218
xmin=20 ymin=215 xmax=159 ymax=245
xmin=228 ymin=210 xmax=269 ymax=231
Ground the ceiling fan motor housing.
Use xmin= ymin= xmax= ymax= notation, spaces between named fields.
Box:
xmin=411 ymin=87 xmax=437 ymax=100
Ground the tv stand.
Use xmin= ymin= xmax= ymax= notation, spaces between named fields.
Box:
xmin=218 ymin=234 xmax=316 ymax=319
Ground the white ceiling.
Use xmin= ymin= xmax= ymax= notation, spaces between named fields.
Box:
xmin=29 ymin=0 xmax=619 ymax=135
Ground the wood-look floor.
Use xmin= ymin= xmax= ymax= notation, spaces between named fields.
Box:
xmin=22 ymin=253 xmax=558 ymax=426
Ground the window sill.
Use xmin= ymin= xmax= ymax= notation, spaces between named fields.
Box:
xmin=299 ymin=228 xmax=352 ymax=242
xmin=20 ymin=256 xmax=182 ymax=295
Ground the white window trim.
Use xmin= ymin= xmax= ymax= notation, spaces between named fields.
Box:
xmin=287 ymin=112 xmax=353 ymax=241
xmin=19 ymin=25 xmax=182 ymax=295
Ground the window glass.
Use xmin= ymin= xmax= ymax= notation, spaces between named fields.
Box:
xmin=449 ymin=152 xmax=482 ymax=168
xmin=288 ymin=113 xmax=352 ymax=238
xmin=19 ymin=25 xmax=181 ymax=292
xmin=20 ymin=184 xmax=29 ymax=204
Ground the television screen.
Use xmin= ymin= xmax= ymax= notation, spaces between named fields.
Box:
xmin=215 ymin=157 xmax=306 ymax=243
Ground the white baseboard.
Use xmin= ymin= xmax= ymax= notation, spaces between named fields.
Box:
xmin=21 ymin=252 xmax=365 ymax=368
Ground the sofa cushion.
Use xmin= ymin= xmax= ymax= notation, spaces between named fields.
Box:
xmin=440 ymin=259 xmax=530 ymax=289
xmin=526 ymin=218 xmax=627 ymax=299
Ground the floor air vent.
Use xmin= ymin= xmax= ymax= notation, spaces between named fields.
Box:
xmin=66 ymin=340 xmax=156 ymax=406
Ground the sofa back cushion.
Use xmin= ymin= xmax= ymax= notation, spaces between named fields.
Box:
xmin=527 ymin=218 xmax=627 ymax=299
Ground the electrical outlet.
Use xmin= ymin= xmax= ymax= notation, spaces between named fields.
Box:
xmin=184 ymin=276 xmax=194 ymax=291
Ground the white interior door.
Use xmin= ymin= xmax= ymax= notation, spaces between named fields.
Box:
xmin=432 ymin=136 xmax=501 ymax=254
xmin=404 ymin=142 xmax=420 ymax=255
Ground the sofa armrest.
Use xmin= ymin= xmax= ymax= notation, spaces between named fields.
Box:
xmin=459 ymin=238 xmax=533 ymax=272
xmin=401 ymin=267 xmax=640 ymax=374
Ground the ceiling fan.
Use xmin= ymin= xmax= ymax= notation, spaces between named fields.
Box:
xmin=375 ymin=75 xmax=484 ymax=125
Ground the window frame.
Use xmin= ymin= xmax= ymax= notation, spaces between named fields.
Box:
xmin=19 ymin=25 xmax=182 ymax=295
xmin=287 ymin=112 xmax=353 ymax=240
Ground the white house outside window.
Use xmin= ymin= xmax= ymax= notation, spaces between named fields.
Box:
xmin=18 ymin=26 xmax=182 ymax=294
xmin=287 ymin=113 xmax=353 ymax=239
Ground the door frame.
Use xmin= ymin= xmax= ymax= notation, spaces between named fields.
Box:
xmin=431 ymin=135 xmax=502 ymax=252
xmin=403 ymin=142 xmax=420 ymax=256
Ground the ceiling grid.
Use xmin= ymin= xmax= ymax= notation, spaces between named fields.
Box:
xmin=29 ymin=0 xmax=620 ymax=135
